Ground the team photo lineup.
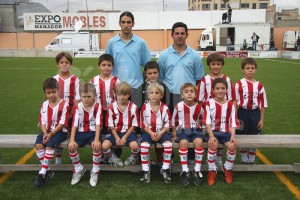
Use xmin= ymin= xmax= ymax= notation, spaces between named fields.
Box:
xmin=33 ymin=11 xmax=269 ymax=188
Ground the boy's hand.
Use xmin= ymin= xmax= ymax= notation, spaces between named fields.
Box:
xmin=208 ymin=136 xmax=218 ymax=147
xmin=154 ymin=132 xmax=162 ymax=141
xmin=92 ymin=140 xmax=101 ymax=152
xmin=43 ymin=133 xmax=52 ymax=144
xmin=257 ymin=120 xmax=264 ymax=130
xmin=230 ymin=135 xmax=237 ymax=147
xmin=150 ymin=132 xmax=157 ymax=141
xmin=119 ymin=137 xmax=126 ymax=146
xmin=115 ymin=137 xmax=122 ymax=146
xmin=171 ymin=132 xmax=177 ymax=142
xmin=68 ymin=141 xmax=76 ymax=152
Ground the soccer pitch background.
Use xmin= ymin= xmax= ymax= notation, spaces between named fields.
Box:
xmin=0 ymin=57 xmax=299 ymax=199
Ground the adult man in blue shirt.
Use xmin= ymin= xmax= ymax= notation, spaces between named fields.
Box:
xmin=158 ymin=22 xmax=204 ymax=110
xmin=105 ymin=11 xmax=151 ymax=89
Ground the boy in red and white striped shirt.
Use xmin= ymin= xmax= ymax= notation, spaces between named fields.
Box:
xmin=172 ymin=83 xmax=205 ymax=187
xmin=90 ymin=54 xmax=121 ymax=162
xmin=102 ymin=82 xmax=140 ymax=167
xmin=196 ymin=53 xmax=233 ymax=166
xmin=203 ymin=78 xmax=239 ymax=186
xmin=68 ymin=83 xmax=102 ymax=187
xmin=233 ymin=58 xmax=268 ymax=164
xmin=34 ymin=78 xmax=69 ymax=187
xmin=53 ymin=52 xmax=80 ymax=164
xmin=140 ymin=83 xmax=172 ymax=183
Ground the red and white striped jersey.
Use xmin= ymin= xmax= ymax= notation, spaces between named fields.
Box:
xmin=53 ymin=74 xmax=80 ymax=109
xmin=90 ymin=75 xmax=120 ymax=110
xmin=106 ymin=101 xmax=139 ymax=133
xmin=202 ymin=99 xmax=239 ymax=132
xmin=172 ymin=101 xmax=203 ymax=130
xmin=39 ymin=99 xmax=69 ymax=133
xmin=140 ymin=102 xmax=171 ymax=132
xmin=72 ymin=102 xmax=102 ymax=132
xmin=233 ymin=78 xmax=268 ymax=110
xmin=196 ymin=74 xmax=232 ymax=102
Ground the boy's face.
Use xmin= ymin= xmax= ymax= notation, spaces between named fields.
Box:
xmin=181 ymin=86 xmax=196 ymax=103
xmin=147 ymin=88 xmax=162 ymax=103
xmin=80 ymin=91 xmax=95 ymax=107
xmin=116 ymin=92 xmax=130 ymax=105
xmin=242 ymin=64 xmax=257 ymax=79
xmin=99 ymin=60 xmax=113 ymax=76
xmin=57 ymin=56 xmax=71 ymax=73
xmin=213 ymin=83 xmax=227 ymax=99
xmin=209 ymin=61 xmax=223 ymax=76
xmin=145 ymin=68 xmax=159 ymax=83
xmin=45 ymin=88 xmax=59 ymax=103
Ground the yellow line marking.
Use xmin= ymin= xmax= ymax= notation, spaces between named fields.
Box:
xmin=256 ymin=150 xmax=300 ymax=200
xmin=0 ymin=148 xmax=36 ymax=185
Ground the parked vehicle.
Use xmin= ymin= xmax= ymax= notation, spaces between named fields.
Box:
xmin=282 ymin=31 xmax=300 ymax=50
xmin=199 ymin=23 xmax=272 ymax=51
xmin=45 ymin=31 xmax=99 ymax=52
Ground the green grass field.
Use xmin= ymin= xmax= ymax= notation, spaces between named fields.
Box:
xmin=0 ymin=57 xmax=299 ymax=200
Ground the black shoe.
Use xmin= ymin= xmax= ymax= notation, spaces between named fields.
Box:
xmin=180 ymin=171 xmax=190 ymax=187
xmin=193 ymin=171 xmax=203 ymax=187
xmin=34 ymin=174 xmax=45 ymax=187
xmin=140 ymin=171 xmax=150 ymax=183
xmin=160 ymin=169 xmax=171 ymax=183
xmin=44 ymin=170 xmax=54 ymax=183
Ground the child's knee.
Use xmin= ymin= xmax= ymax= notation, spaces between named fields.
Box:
xmin=35 ymin=144 xmax=44 ymax=150
xmin=129 ymin=141 xmax=139 ymax=151
xmin=101 ymin=141 xmax=111 ymax=151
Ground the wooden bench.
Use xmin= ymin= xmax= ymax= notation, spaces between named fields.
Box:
xmin=0 ymin=134 xmax=299 ymax=173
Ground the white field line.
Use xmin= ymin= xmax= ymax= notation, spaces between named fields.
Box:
xmin=264 ymin=58 xmax=300 ymax=65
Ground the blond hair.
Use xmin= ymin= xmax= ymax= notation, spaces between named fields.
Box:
xmin=115 ymin=82 xmax=132 ymax=95
xmin=180 ymin=83 xmax=197 ymax=95
xmin=147 ymin=83 xmax=164 ymax=96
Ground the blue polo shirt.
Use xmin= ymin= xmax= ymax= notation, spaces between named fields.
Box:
xmin=158 ymin=45 xmax=204 ymax=94
xmin=105 ymin=34 xmax=151 ymax=89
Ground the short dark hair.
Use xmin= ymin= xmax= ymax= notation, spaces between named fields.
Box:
xmin=171 ymin=22 xmax=188 ymax=34
xmin=79 ymin=83 xmax=96 ymax=96
xmin=212 ymin=78 xmax=228 ymax=89
xmin=241 ymin=57 xmax=257 ymax=69
xmin=98 ymin=53 xmax=114 ymax=66
xmin=207 ymin=53 xmax=224 ymax=66
xmin=43 ymin=78 xmax=59 ymax=92
xmin=180 ymin=83 xmax=197 ymax=95
xmin=144 ymin=61 xmax=159 ymax=73
xmin=55 ymin=52 xmax=73 ymax=65
xmin=119 ymin=11 xmax=134 ymax=23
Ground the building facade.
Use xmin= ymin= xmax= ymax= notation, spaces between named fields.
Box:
xmin=188 ymin=0 xmax=270 ymax=11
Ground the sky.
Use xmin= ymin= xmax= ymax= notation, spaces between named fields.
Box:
xmin=31 ymin=0 xmax=300 ymax=13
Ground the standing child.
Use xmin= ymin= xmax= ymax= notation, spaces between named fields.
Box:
xmin=233 ymin=57 xmax=267 ymax=164
xmin=196 ymin=52 xmax=233 ymax=167
xmin=102 ymin=82 xmax=140 ymax=167
xmin=172 ymin=83 xmax=205 ymax=187
xmin=34 ymin=78 xmax=69 ymax=187
xmin=203 ymin=78 xmax=239 ymax=186
xmin=131 ymin=60 xmax=170 ymax=165
xmin=53 ymin=52 xmax=80 ymax=164
xmin=140 ymin=83 xmax=172 ymax=183
xmin=68 ymin=83 xmax=102 ymax=187
xmin=90 ymin=54 xmax=121 ymax=160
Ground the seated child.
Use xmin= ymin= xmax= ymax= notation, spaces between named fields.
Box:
xmin=172 ymin=83 xmax=205 ymax=187
xmin=140 ymin=83 xmax=172 ymax=183
xmin=34 ymin=78 xmax=69 ymax=187
xmin=102 ymin=82 xmax=140 ymax=167
xmin=203 ymin=78 xmax=239 ymax=186
xmin=68 ymin=83 xmax=102 ymax=187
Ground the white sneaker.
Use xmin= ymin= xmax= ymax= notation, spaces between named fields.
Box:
xmin=124 ymin=155 xmax=137 ymax=166
xmin=71 ymin=168 xmax=86 ymax=185
xmin=108 ymin=156 xmax=124 ymax=167
xmin=89 ymin=171 xmax=99 ymax=187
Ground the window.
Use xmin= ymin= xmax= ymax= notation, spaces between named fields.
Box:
xmin=221 ymin=4 xmax=226 ymax=9
xmin=202 ymin=4 xmax=210 ymax=10
xmin=252 ymin=3 xmax=256 ymax=9
xmin=214 ymin=4 xmax=217 ymax=10
xmin=259 ymin=3 xmax=268 ymax=9
xmin=61 ymin=38 xmax=72 ymax=45
xmin=241 ymin=3 xmax=249 ymax=8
